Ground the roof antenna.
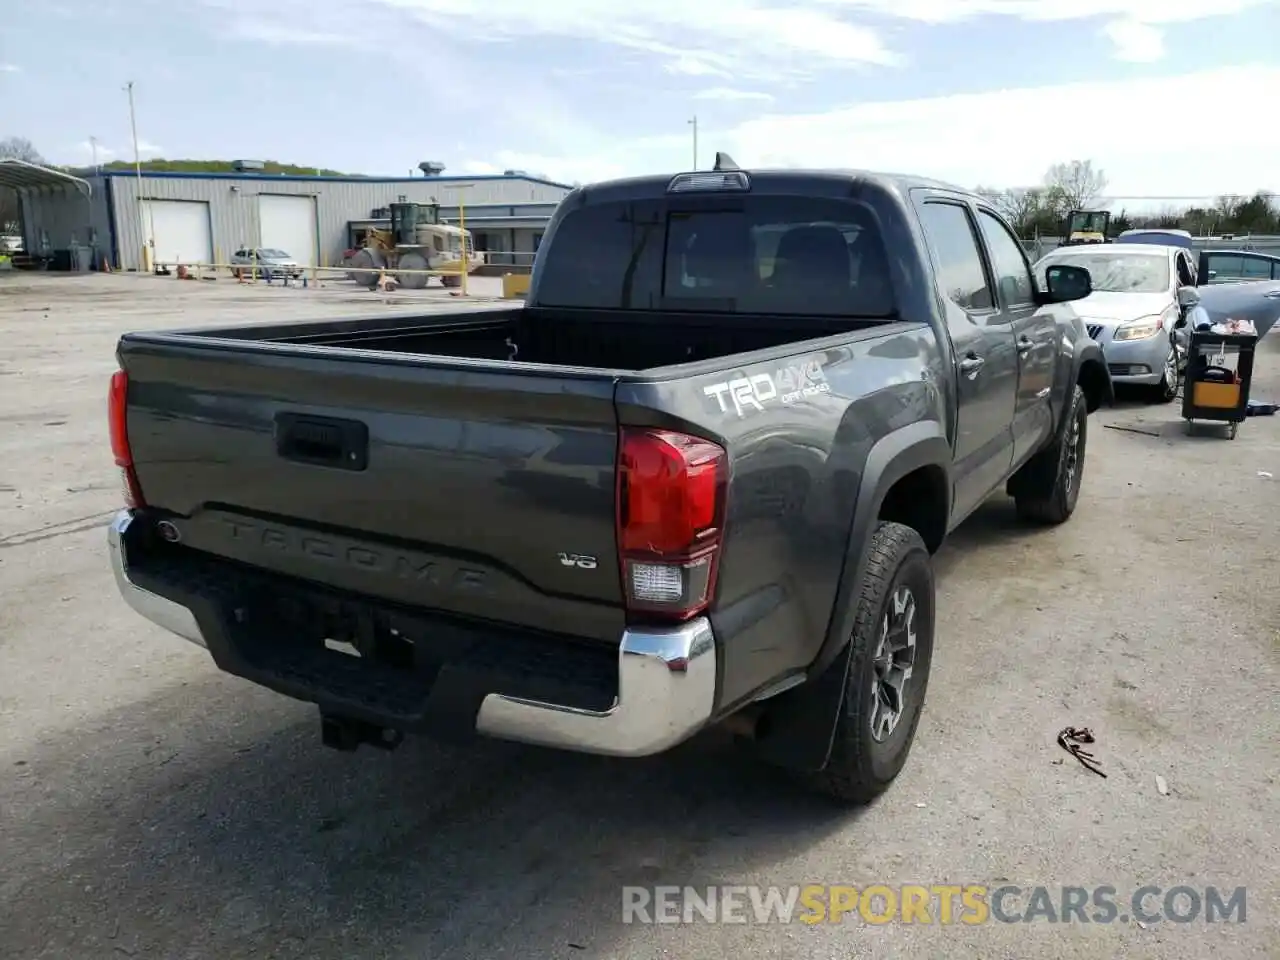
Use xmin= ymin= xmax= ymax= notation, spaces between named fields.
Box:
xmin=713 ymin=152 xmax=740 ymax=172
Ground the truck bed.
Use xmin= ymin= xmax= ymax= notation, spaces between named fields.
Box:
xmin=114 ymin=307 xmax=895 ymax=658
xmin=166 ymin=306 xmax=878 ymax=371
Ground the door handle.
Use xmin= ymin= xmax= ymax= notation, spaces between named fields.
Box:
xmin=959 ymin=355 xmax=985 ymax=379
xmin=275 ymin=412 xmax=369 ymax=471
xmin=1017 ymin=335 xmax=1034 ymax=353
xmin=1264 ymin=289 xmax=1280 ymax=299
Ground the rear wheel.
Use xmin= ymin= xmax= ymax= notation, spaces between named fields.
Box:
xmin=1012 ymin=384 xmax=1088 ymax=524
xmin=799 ymin=522 xmax=935 ymax=804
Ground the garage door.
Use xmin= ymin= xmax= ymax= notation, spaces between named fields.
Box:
xmin=141 ymin=200 xmax=212 ymax=267
xmin=258 ymin=194 xmax=317 ymax=267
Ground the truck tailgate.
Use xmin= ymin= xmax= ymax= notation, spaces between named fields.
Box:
xmin=118 ymin=338 xmax=626 ymax=642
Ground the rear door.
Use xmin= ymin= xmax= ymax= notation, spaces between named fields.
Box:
xmin=1195 ymin=278 xmax=1280 ymax=338
xmin=1195 ymin=251 xmax=1280 ymax=337
xmin=916 ymin=198 xmax=1018 ymax=520
xmin=973 ymin=204 xmax=1056 ymax=466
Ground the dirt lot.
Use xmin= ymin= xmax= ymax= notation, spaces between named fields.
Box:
xmin=1 ymin=273 xmax=1277 ymax=959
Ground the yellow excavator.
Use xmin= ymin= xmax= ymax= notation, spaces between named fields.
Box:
xmin=1061 ymin=209 xmax=1111 ymax=246
xmin=344 ymin=201 xmax=481 ymax=289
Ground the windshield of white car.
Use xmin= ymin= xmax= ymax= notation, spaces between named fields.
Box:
xmin=1036 ymin=252 xmax=1169 ymax=294
xmin=259 ymin=249 xmax=289 ymax=258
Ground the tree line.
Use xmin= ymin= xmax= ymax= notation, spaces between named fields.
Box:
xmin=977 ymin=159 xmax=1280 ymax=238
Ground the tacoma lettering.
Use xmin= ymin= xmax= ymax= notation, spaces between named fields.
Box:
xmin=214 ymin=517 xmax=480 ymax=586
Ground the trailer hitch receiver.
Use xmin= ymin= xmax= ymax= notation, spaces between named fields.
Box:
xmin=320 ymin=712 xmax=405 ymax=752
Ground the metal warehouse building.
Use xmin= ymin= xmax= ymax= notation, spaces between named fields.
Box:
xmin=12 ymin=162 xmax=573 ymax=273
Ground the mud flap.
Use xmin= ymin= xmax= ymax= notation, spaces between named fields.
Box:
xmin=748 ymin=638 xmax=854 ymax=774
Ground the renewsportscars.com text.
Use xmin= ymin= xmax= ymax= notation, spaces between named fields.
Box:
xmin=621 ymin=884 xmax=1247 ymax=925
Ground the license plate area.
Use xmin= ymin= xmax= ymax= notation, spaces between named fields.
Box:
xmin=127 ymin=533 xmax=620 ymax=718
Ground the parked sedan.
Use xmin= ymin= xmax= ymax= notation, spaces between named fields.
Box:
xmin=230 ymin=247 xmax=303 ymax=280
xmin=1109 ymin=234 xmax=1280 ymax=337
xmin=1034 ymin=244 xmax=1198 ymax=402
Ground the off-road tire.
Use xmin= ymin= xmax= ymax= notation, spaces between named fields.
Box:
xmin=801 ymin=521 xmax=935 ymax=805
xmin=1011 ymin=384 xmax=1088 ymax=525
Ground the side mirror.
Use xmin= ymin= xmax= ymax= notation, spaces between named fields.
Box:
xmin=1041 ymin=264 xmax=1092 ymax=303
xmin=1177 ymin=286 xmax=1200 ymax=309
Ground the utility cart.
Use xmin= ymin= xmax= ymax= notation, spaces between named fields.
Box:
xmin=1182 ymin=328 xmax=1257 ymax=439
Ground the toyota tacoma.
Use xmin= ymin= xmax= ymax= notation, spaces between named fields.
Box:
xmin=106 ymin=157 xmax=1110 ymax=802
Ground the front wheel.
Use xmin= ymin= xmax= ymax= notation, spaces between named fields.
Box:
xmin=1011 ymin=384 xmax=1088 ymax=525
xmin=1150 ymin=342 xmax=1179 ymax=403
xmin=801 ymin=522 xmax=936 ymax=804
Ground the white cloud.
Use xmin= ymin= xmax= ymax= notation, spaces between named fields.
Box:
xmin=822 ymin=0 xmax=1277 ymax=60
xmin=694 ymin=87 xmax=776 ymax=102
xmin=207 ymin=0 xmax=1280 ymax=75
xmin=358 ymin=0 xmax=1276 ymax=73
xmin=459 ymin=160 xmax=503 ymax=176
xmin=664 ymin=56 xmax=732 ymax=79
xmin=76 ymin=139 xmax=163 ymax=160
xmin=78 ymin=140 xmax=116 ymax=160
xmin=0 ymin=63 xmax=20 ymax=73
xmin=367 ymin=0 xmax=897 ymax=80
xmin=509 ymin=65 xmax=1280 ymax=200
xmin=1102 ymin=18 xmax=1164 ymax=60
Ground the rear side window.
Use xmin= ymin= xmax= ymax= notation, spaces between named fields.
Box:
xmin=975 ymin=209 xmax=1035 ymax=306
xmin=917 ymin=203 xmax=993 ymax=312
xmin=536 ymin=196 xmax=896 ymax=316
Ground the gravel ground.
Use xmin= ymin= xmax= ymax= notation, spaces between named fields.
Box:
xmin=1 ymin=273 xmax=1277 ymax=959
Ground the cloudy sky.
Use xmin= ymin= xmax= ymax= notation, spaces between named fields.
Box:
xmin=2 ymin=0 xmax=1278 ymax=203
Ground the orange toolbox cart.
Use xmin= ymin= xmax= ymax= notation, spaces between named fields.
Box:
xmin=1182 ymin=328 xmax=1257 ymax=439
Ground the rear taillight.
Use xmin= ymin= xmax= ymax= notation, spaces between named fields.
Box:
xmin=108 ymin=370 xmax=146 ymax=508
xmin=616 ymin=428 xmax=727 ymax=622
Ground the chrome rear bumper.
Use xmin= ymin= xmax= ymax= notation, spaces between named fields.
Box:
xmin=107 ymin=509 xmax=716 ymax=757
xmin=108 ymin=511 xmax=206 ymax=648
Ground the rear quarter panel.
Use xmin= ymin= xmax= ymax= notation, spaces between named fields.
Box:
xmin=616 ymin=322 xmax=949 ymax=710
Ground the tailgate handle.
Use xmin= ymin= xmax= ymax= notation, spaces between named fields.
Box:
xmin=275 ymin=413 xmax=368 ymax=471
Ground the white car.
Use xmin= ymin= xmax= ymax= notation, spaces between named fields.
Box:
xmin=1032 ymin=242 xmax=1280 ymax=403
xmin=1032 ymin=243 xmax=1206 ymax=402
xmin=231 ymin=247 xmax=303 ymax=280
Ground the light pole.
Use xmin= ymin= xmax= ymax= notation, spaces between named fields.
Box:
xmin=688 ymin=115 xmax=698 ymax=170
xmin=89 ymin=136 xmax=100 ymax=171
xmin=124 ymin=81 xmax=151 ymax=271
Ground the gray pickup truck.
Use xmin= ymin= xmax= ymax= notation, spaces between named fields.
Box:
xmin=107 ymin=159 xmax=1111 ymax=803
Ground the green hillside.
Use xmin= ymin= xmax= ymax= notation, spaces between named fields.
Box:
xmin=95 ymin=159 xmax=352 ymax=176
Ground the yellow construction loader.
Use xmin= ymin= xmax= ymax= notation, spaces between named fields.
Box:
xmin=344 ymin=202 xmax=482 ymax=289
xmin=1061 ymin=209 xmax=1111 ymax=246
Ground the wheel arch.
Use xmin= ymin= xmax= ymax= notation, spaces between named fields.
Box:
xmin=745 ymin=421 xmax=950 ymax=775
xmin=1076 ymin=353 xmax=1112 ymax=412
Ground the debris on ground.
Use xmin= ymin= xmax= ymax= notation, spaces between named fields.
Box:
xmin=1156 ymin=775 xmax=1169 ymax=795
xmin=1103 ymin=423 xmax=1162 ymax=438
xmin=1246 ymin=400 xmax=1277 ymax=416
xmin=1259 ymin=472 xmax=1274 ymax=480
xmin=1057 ymin=726 xmax=1107 ymax=778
